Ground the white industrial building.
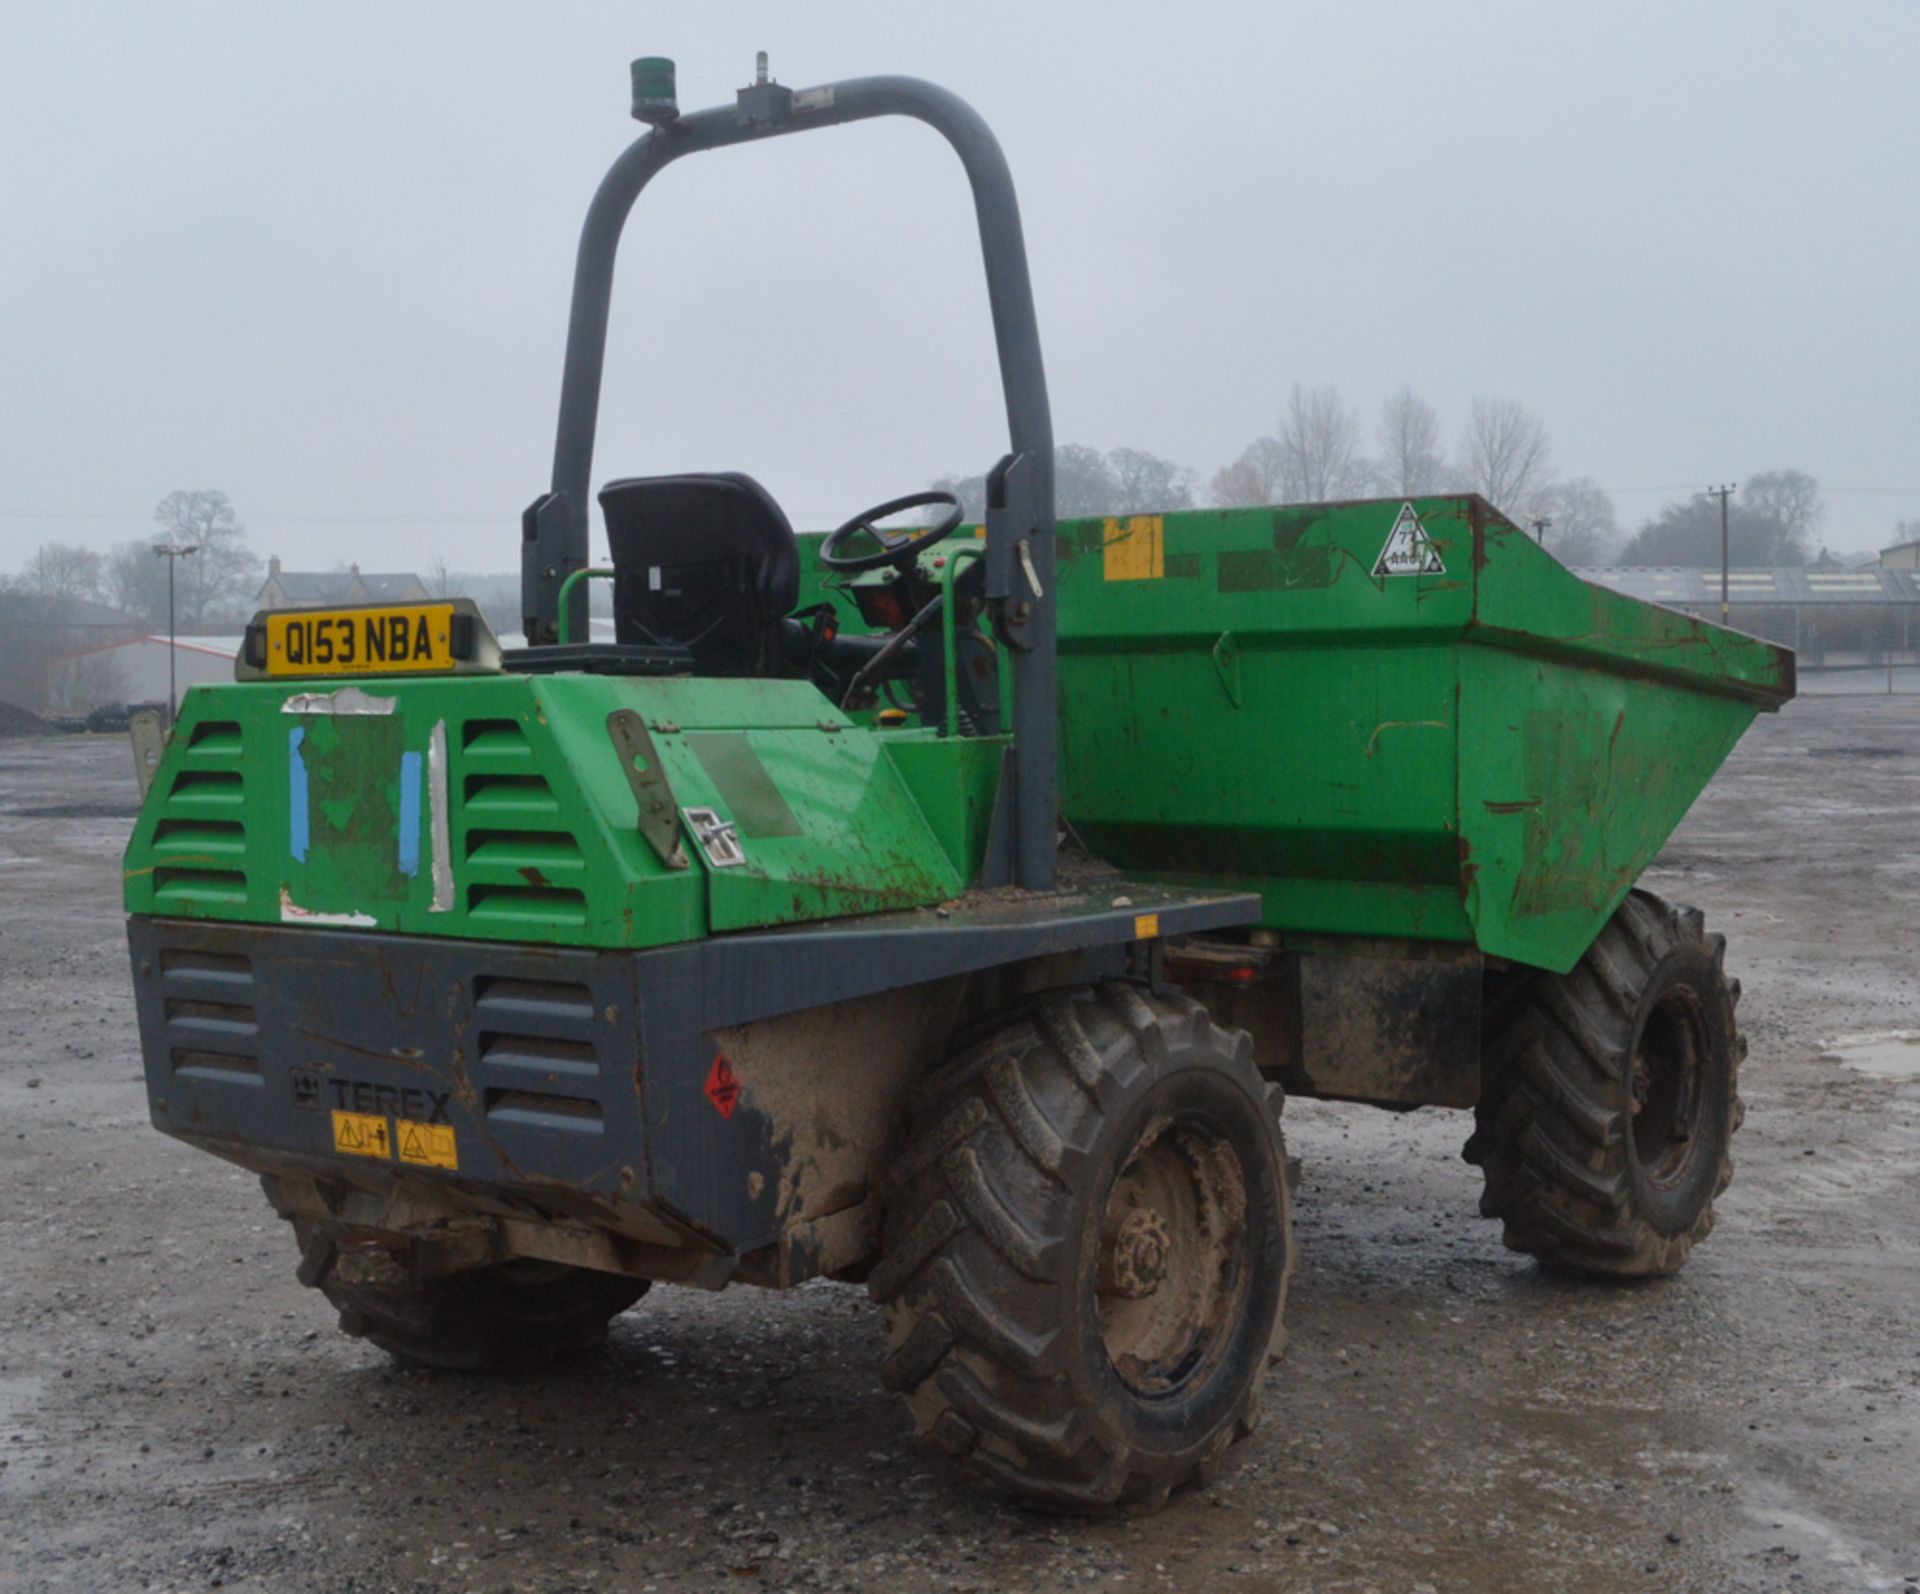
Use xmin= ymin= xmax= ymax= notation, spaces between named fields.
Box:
xmin=48 ymin=634 xmax=240 ymax=712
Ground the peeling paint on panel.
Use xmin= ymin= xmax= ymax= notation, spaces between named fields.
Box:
xmin=427 ymin=719 xmax=452 ymax=912
xmin=281 ymin=687 xmax=399 ymax=716
xmin=278 ymin=886 xmax=376 ymax=927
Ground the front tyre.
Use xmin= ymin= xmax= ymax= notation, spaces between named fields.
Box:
xmin=1466 ymin=889 xmax=1745 ymax=1278
xmin=872 ymin=983 xmax=1293 ymax=1511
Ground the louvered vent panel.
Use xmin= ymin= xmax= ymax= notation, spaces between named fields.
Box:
xmin=473 ymin=973 xmax=602 ymax=1131
xmin=459 ymin=717 xmax=590 ymax=927
xmin=160 ymin=947 xmax=262 ymax=1081
xmin=155 ymin=726 xmax=247 ymax=906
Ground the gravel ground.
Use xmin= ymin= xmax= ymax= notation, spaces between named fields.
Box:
xmin=2 ymin=699 xmax=1918 ymax=1593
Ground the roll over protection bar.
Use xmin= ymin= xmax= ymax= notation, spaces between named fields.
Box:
xmin=525 ymin=65 xmax=1058 ymax=889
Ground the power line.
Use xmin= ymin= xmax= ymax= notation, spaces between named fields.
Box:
xmin=1600 ymin=483 xmax=1920 ymax=496
xmin=0 ymin=509 xmax=508 ymax=525
xmin=0 ymin=506 xmax=856 ymax=524
xmin=5 ymin=483 xmax=1920 ymax=526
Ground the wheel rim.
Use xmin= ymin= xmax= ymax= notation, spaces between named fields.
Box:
xmin=1629 ymin=987 xmax=1710 ymax=1188
xmin=1094 ymin=1113 xmax=1250 ymax=1398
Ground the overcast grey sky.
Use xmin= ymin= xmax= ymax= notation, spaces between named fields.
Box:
xmin=1 ymin=0 xmax=1915 ymax=578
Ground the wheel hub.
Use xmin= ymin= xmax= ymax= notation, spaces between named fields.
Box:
xmin=1099 ymin=1205 xmax=1172 ymax=1299
xmin=1631 ymin=989 xmax=1709 ymax=1184
xmin=1094 ymin=1117 xmax=1250 ymax=1397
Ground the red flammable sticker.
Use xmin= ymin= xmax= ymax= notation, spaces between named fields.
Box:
xmin=704 ymin=1054 xmax=743 ymax=1120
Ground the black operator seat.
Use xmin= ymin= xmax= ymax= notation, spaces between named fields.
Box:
xmin=599 ymin=472 xmax=800 ymax=677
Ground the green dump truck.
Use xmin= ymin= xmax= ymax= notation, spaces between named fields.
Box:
xmin=123 ymin=57 xmax=1794 ymax=1510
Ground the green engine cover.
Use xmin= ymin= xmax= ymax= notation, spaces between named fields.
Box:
xmin=124 ymin=674 xmax=1003 ymax=949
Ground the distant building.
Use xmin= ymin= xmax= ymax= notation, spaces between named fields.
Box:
xmin=256 ymin=556 xmax=429 ymax=610
xmin=48 ymin=634 xmax=240 ymax=713
xmin=1879 ymin=538 xmax=1920 ymax=572
xmin=1573 ymin=565 xmax=1920 ymax=666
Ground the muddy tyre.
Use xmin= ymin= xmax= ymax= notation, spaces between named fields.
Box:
xmin=293 ymin=1221 xmax=648 ymax=1372
xmin=1465 ymin=889 xmax=1745 ymax=1278
xmin=871 ymin=983 xmax=1293 ymax=1511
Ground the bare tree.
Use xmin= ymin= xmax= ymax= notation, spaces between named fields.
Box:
xmin=1277 ymin=383 xmax=1369 ymax=501
xmin=46 ymin=646 xmax=127 ymax=715
xmin=1208 ymin=458 xmax=1264 ymax=508
xmin=930 ymin=469 xmax=987 ymax=522
xmin=1209 ymin=437 xmax=1287 ymax=508
xmin=1052 ymin=445 xmax=1122 ymax=519
xmin=0 ymin=578 xmax=59 ymax=712
xmin=1376 ymin=386 xmax=1449 ymax=496
xmin=107 ymin=540 xmax=171 ymax=627
xmin=149 ymin=489 xmax=262 ymax=628
xmin=424 ymin=552 xmax=457 ymax=598
xmin=1456 ymin=396 xmax=1553 ymax=519
xmin=1618 ymin=493 xmax=1806 ymax=567
xmin=1742 ymin=469 xmax=1823 ymax=553
xmin=25 ymin=542 xmax=105 ymax=604
xmin=1106 ymin=447 xmax=1196 ymax=514
xmin=936 ymin=444 xmax=1201 ymax=522
xmin=1538 ymin=477 xmax=1619 ymax=565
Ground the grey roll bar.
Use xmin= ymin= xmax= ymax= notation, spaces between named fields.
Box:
xmin=523 ymin=66 xmax=1058 ymax=890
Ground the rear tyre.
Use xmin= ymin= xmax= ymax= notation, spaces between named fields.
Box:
xmin=872 ymin=983 xmax=1293 ymax=1511
xmin=1465 ymin=888 xmax=1745 ymax=1278
xmin=292 ymin=1219 xmax=648 ymax=1372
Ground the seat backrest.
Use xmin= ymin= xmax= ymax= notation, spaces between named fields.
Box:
xmin=599 ymin=473 xmax=800 ymax=677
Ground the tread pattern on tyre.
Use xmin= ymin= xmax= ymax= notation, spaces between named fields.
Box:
xmin=872 ymin=982 xmax=1292 ymax=1511
xmin=289 ymin=1216 xmax=647 ymax=1372
xmin=1466 ymin=888 xmax=1746 ymax=1278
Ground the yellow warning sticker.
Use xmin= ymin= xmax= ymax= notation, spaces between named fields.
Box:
xmin=331 ymin=1110 xmax=391 ymax=1160
xmin=396 ymin=1118 xmax=459 ymax=1171
xmin=1102 ymin=515 xmax=1165 ymax=582
xmin=1133 ymin=912 xmax=1161 ymax=940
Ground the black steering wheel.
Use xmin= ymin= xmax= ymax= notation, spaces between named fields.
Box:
xmin=819 ymin=490 xmax=964 ymax=573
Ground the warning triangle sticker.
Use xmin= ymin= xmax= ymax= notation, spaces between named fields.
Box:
xmin=1372 ymin=502 xmax=1445 ymax=577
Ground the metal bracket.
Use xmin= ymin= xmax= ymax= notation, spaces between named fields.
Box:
xmin=607 ymin=709 xmax=690 ymax=870
xmin=986 ymin=450 xmax=1040 ymax=653
xmin=521 ymin=490 xmax=574 ymax=645
xmin=128 ymin=708 xmax=166 ymax=798
xmin=682 ymin=806 xmax=746 ymax=868
xmin=1212 ymin=631 xmax=1243 ymax=708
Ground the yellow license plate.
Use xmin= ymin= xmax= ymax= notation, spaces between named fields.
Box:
xmin=264 ymin=604 xmax=457 ymax=677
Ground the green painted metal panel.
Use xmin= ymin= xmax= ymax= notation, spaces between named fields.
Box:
xmin=125 ymin=674 xmax=708 ymax=948
xmin=646 ymin=719 xmax=967 ymax=932
xmin=881 ymin=732 xmax=1008 ymax=882
xmin=1454 ymin=644 xmax=1750 ymax=970
xmin=1057 ymin=637 xmax=1470 ymax=942
xmin=124 ymin=673 xmax=984 ymax=948
xmin=1052 ymin=495 xmax=1792 ymax=972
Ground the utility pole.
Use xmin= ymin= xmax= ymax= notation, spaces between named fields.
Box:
xmin=153 ymin=542 xmax=200 ymax=724
xmin=1707 ymin=484 xmax=1736 ymax=625
xmin=1529 ymin=516 xmax=1551 ymax=547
